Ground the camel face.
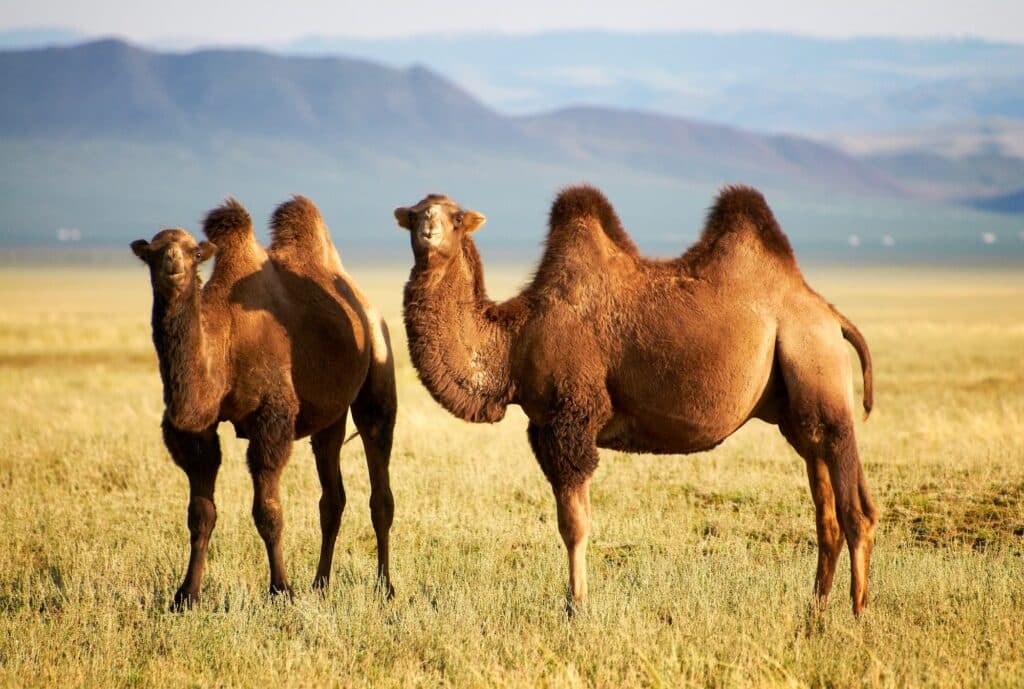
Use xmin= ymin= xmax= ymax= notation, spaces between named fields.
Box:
xmin=394 ymin=195 xmax=485 ymax=259
xmin=131 ymin=228 xmax=215 ymax=297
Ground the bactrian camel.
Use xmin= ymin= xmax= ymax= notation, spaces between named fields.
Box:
xmin=132 ymin=196 xmax=396 ymax=608
xmin=395 ymin=186 xmax=877 ymax=616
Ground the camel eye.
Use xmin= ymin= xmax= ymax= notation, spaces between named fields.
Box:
xmin=194 ymin=250 xmax=202 ymax=261
xmin=454 ymin=212 xmax=464 ymax=226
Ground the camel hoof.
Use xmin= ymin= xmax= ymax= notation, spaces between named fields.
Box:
xmin=170 ymin=588 xmax=200 ymax=612
xmin=376 ymin=579 xmax=395 ymax=601
xmin=269 ymin=583 xmax=295 ymax=602
xmin=564 ymin=595 xmax=586 ymax=619
xmin=311 ymin=575 xmax=329 ymax=592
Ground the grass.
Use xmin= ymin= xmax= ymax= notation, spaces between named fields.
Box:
xmin=0 ymin=263 xmax=1022 ymax=688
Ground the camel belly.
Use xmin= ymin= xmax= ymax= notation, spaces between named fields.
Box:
xmin=601 ymin=320 xmax=776 ymax=454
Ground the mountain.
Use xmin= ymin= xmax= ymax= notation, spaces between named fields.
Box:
xmin=0 ymin=39 xmax=902 ymax=187
xmin=282 ymin=31 xmax=1024 ymax=136
xmin=0 ymin=39 xmax=523 ymax=148
xmin=0 ymin=39 xmax=1021 ymax=259
xmin=968 ymin=188 xmax=1024 ymax=214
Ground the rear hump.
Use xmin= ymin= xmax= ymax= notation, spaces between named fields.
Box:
xmin=703 ymin=185 xmax=794 ymax=260
xmin=270 ymin=195 xmax=327 ymax=249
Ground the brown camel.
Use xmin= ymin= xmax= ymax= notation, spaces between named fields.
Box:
xmin=395 ymin=185 xmax=878 ymax=616
xmin=131 ymin=196 xmax=396 ymax=608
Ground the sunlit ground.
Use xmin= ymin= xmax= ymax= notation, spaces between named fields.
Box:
xmin=1 ymin=263 xmax=1022 ymax=688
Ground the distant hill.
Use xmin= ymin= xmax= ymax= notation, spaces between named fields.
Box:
xmin=282 ymin=31 xmax=1024 ymax=136
xmin=0 ymin=39 xmax=1021 ymax=258
xmin=0 ymin=39 xmax=899 ymax=192
xmin=0 ymin=39 xmax=522 ymax=148
xmin=968 ymin=188 xmax=1024 ymax=214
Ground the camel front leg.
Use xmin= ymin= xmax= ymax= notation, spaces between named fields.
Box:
xmin=527 ymin=411 xmax=604 ymax=610
xmin=554 ymin=478 xmax=592 ymax=604
xmin=162 ymin=418 xmax=221 ymax=610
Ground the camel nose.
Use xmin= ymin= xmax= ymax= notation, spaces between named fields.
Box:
xmin=163 ymin=246 xmax=185 ymax=275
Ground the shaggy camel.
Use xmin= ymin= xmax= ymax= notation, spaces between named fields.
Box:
xmin=131 ymin=197 xmax=396 ymax=608
xmin=395 ymin=186 xmax=878 ymax=616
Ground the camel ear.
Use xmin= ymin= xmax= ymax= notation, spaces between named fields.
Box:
xmin=197 ymin=241 xmax=216 ymax=263
xmin=461 ymin=211 xmax=486 ymax=233
xmin=393 ymin=207 xmax=413 ymax=231
xmin=130 ymin=239 xmax=150 ymax=262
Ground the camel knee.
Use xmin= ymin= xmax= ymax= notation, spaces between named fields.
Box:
xmin=253 ymin=497 xmax=284 ymax=542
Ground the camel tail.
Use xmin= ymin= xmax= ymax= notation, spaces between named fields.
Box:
xmin=835 ymin=309 xmax=873 ymax=420
xmin=548 ymin=184 xmax=639 ymax=256
xmin=270 ymin=195 xmax=330 ymax=250
xmin=202 ymin=198 xmax=253 ymax=243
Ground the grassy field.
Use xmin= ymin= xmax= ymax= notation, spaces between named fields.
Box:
xmin=1 ymin=263 xmax=1022 ymax=688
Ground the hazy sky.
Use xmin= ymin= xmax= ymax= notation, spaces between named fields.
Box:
xmin=2 ymin=0 xmax=1023 ymax=44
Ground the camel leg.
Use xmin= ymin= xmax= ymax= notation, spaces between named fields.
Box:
xmin=162 ymin=417 xmax=221 ymax=610
xmin=351 ymin=336 xmax=397 ymax=598
xmin=311 ymin=416 xmax=348 ymax=590
xmin=823 ymin=420 xmax=877 ymax=616
xmin=246 ymin=406 xmax=296 ymax=599
xmin=554 ymin=479 xmax=592 ymax=604
xmin=807 ymin=457 xmax=844 ymax=604
xmin=805 ymin=454 xmax=844 ymax=605
xmin=780 ymin=413 xmax=844 ymax=608
xmin=778 ymin=321 xmax=878 ymax=617
xmin=527 ymin=405 xmax=605 ymax=609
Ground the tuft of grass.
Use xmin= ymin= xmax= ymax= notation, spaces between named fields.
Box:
xmin=0 ymin=265 xmax=1022 ymax=688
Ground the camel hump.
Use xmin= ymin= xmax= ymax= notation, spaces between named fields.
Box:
xmin=548 ymin=184 xmax=639 ymax=256
xmin=202 ymin=198 xmax=253 ymax=244
xmin=269 ymin=195 xmax=328 ymax=250
xmin=703 ymin=185 xmax=795 ymax=259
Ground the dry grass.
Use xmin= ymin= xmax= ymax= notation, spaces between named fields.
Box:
xmin=0 ymin=263 xmax=1022 ymax=688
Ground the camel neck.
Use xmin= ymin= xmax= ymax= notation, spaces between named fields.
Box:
xmin=403 ymin=242 xmax=515 ymax=423
xmin=151 ymin=280 xmax=221 ymax=431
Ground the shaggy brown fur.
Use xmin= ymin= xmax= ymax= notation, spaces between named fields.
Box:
xmin=395 ymin=184 xmax=878 ymax=616
xmin=132 ymin=197 xmax=396 ymax=609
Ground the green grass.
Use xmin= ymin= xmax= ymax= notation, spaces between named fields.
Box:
xmin=1 ymin=264 xmax=1022 ymax=688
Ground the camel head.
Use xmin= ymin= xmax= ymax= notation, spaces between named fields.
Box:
xmin=131 ymin=228 xmax=216 ymax=298
xmin=394 ymin=194 xmax=486 ymax=260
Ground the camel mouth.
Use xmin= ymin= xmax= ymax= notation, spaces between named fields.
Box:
xmin=418 ymin=227 xmax=443 ymax=246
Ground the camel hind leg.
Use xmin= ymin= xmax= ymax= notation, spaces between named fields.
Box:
xmin=777 ymin=318 xmax=878 ymax=617
xmin=351 ymin=320 xmax=397 ymax=598
xmin=246 ymin=399 xmax=297 ymax=599
xmin=311 ymin=415 xmax=348 ymax=590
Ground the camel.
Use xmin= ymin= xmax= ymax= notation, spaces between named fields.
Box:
xmin=394 ymin=185 xmax=878 ymax=616
xmin=131 ymin=196 xmax=396 ymax=609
